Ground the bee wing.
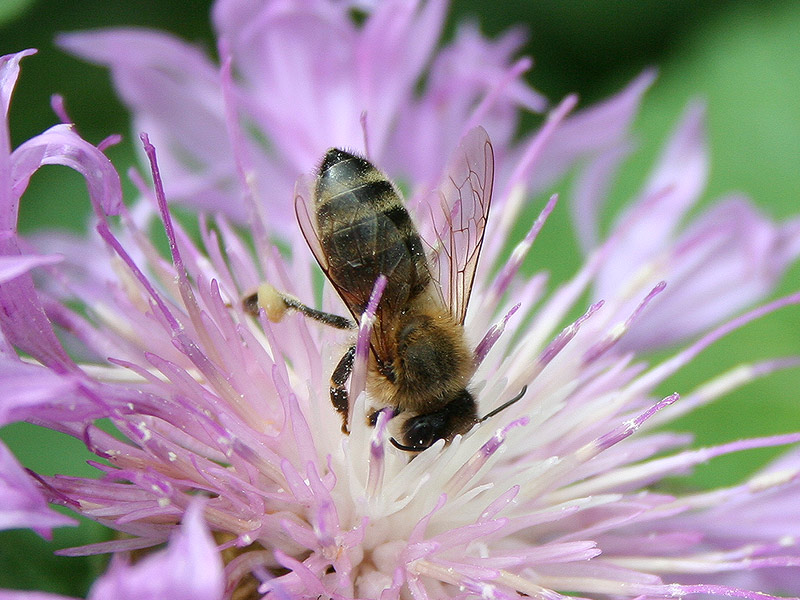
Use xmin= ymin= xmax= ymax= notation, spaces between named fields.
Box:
xmin=295 ymin=175 xmax=329 ymax=272
xmin=295 ymin=175 xmax=406 ymax=358
xmin=427 ymin=126 xmax=494 ymax=325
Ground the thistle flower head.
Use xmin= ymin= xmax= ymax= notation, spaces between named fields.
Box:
xmin=3 ymin=2 xmax=800 ymax=600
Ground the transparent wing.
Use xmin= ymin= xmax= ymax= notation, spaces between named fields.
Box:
xmin=294 ymin=175 xmax=329 ymax=272
xmin=426 ymin=126 xmax=494 ymax=324
xmin=294 ymin=173 xmax=405 ymax=365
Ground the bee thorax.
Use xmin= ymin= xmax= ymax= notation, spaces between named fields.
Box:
xmin=370 ymin=308 xmax=473 ymax=412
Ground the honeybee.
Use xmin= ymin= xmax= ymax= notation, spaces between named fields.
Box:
xmin=245 ymin=126 xmax=524 ymax=451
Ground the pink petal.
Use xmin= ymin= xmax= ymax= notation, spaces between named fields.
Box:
xmin=595 ymin=102 xmax=709 ymax=304
xmin=533 ymin=69 xmax=656 ymax=193
xmin=571 ymin=141 xmax=633 ymax=252
xmin=0 ymin=440 xmax=77 ymax=537
xmin=0 ymin=55 xmax=118 ymax=372
xmin=0 ymin=358 xmax=81 ymax=426
xmin=354 ymin=0 xmax=447 ymax=155
xmin=58 ymin=29 xmax=246 ymax=221
xmin=388 ymin=22 xmax=544 ymax=186
xmin=620 ymin=197 xmax=800 ymax=350
xmin=0 ymin=49 xmax=37 ymax=140
xmin=0 ymin=253 xmax=62 ymax=284
xmin=11 ymin=123 xmax=122 ymax=218
xmin=216 ymin=2 xmax=366 ymax=165
xmin=87 ymin=501 xmax=224 ymax=600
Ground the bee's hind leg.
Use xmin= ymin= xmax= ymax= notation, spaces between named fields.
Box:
xmin=243 ymin=283 xmax=355 ymax=330
xmin=330 ymin=345 xmax=356 ymax=433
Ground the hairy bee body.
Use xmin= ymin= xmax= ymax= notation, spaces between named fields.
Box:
xmin=314 ymin=150 xmax=478 ymax=447
xmin=314 ymin=149 xmax=430 ymax=314
xmin=246 ymin=127 xmax=507 ymax=451
xmin=365 ymin=298 xmax=472 ymax=412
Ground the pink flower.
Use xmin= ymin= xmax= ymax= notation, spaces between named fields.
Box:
xmin=2 ymin=2 xmax=800 ymax=599
xmin=56 ymin=0 xmax=548 ymax=231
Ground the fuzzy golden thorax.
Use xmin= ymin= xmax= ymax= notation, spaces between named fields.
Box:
xmin=367 ymin=301 xmax=474 ymax=414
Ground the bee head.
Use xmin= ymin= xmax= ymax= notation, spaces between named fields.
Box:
xmin=389 ymin=385 xmax=528 ymax=453
xmin=391 ymin=389 xmax=477 ymax=452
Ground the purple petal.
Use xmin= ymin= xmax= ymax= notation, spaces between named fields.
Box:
xmin=389 ymin=22 xmax=544 ymax=185
xmin=58 ymin=28 xmax=247 ymax=222
xmin=0 ymin=50 xmax=37 ymax=143
xmin=27 ymin=228 xmax=120 ymax=302
xmin=0 ymin=358 xmax=81 ymax=426
xmin=354 ymin=0 xmax=447 ymax=155
xmin=0 ymin=440 xmax=77 ymax=537
xmin=0 ymin=253 xmax=62 ymax=284
xmin=595 ymin=102 xmax=708 ymax=305
xmin=88 ymin=501 xmax=224 ymax=600
xmin=11 ymin=123 xmax=123 ymax=218
xmin=533 ymin=69 xmax=655 ymax=192
xmin=0 ymin=56 xmax=107 ymax=372
xmin=670 ymin=447 xmax=800 ymax=547
xmin=571 ymin=141 xmax=633 ymax=252
xmin=594 ymin=392 xmax=679 ymax=452
xmin=216 ymin=0 xmax=448 ymax=169
xmin=629 ymin=292 xmax=800 ymax=395
xmin=641 ymin=100 xmax=708 ymax=212
xmin=620 ymin=197 xmax=800 ymax=350
xmin=0 ymin=254 xmax=73 ymax=373
xmin=215 ymin=1 xmax=366 ymax=165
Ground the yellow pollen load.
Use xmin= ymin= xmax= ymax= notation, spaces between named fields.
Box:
xmin=256 ymin=283 xmax=289 ymax=322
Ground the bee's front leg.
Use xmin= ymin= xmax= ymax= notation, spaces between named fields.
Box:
xmin=330 ymin=345 xmax=356 ymax=433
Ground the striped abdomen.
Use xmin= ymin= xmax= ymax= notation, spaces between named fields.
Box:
xmin=314 ymin=149 xmax=430 ymax=314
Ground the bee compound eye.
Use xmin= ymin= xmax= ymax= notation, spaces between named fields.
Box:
xmin=403 ymin=414 xmax=440 ymax=450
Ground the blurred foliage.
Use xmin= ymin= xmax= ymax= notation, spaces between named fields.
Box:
xmin=1 ymin=0 xmax=800 ymax=594
xmin=0 ymin=0 xmax=35 ymax=25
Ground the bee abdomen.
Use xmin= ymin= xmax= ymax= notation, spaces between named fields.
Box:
xmin=315 ymin=150 xmax=430 ymax=304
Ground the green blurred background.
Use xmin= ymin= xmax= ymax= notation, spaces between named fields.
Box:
xmin=1 ymin=0 xmax=799 ymax=595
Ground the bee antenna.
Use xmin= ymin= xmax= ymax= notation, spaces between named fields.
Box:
xmin=479 ymin=385 xmax=527 ymax=423
xmin=389 ymin=437 xmax=427 ymax=453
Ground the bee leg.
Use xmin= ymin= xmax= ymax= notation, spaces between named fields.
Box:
xmin=243 ymin=283 xmax=355 ymax=330
xmin=330 ymin=345 xmax=356 ymax=433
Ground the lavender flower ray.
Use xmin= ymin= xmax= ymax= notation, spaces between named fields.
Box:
xmin=0 ymin=358 xmax=79 ymax=426
xmin=530 ymin=69 xmax=656 ymax=195
xmin=85 ymin=501 xmax=225 ymax=600
xmin=619 ymin=197 xmax=800 ymax=350
xmin=58 ymin=28 xmax=245 ymax=221
xmin=10 ymin=124 xmax=123 ymax=219
xmin=0 ymin=54 xmax=123 ymax=373
xmin=0 ymin=253 xmax=62 ymax=284
xmin=0 ymin=440 xmax=77 ymax=536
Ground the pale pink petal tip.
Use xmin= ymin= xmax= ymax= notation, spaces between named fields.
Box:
xmin=0 ymin=254 xmax=62 ymax=285
xmin=0 ymin=442 xmax=76 ymax=537
xmin=87 ymin=501 xmax=224 ymax=600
